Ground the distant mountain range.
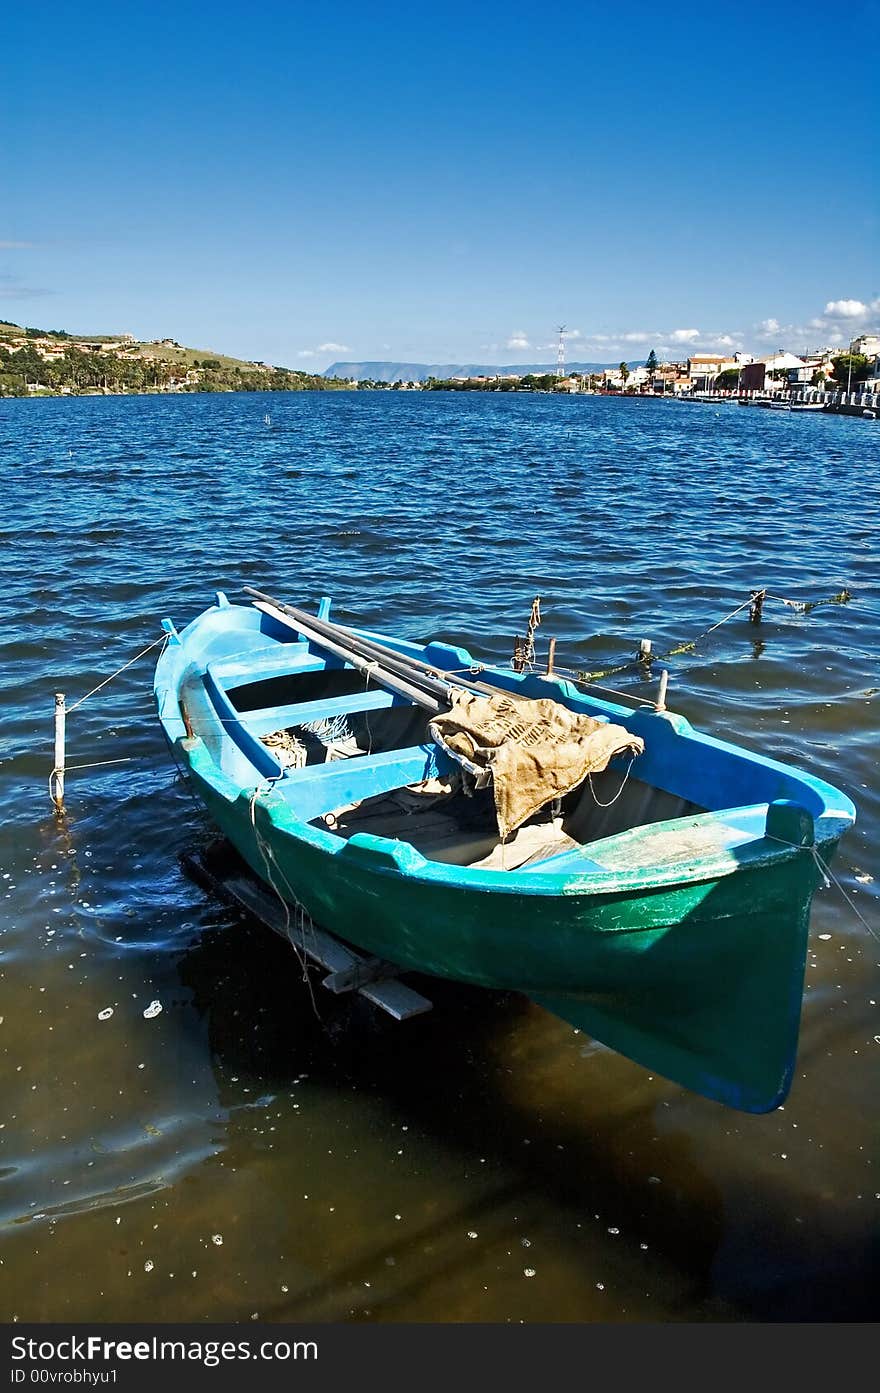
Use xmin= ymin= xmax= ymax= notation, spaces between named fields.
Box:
xmin=323 ymin=359 xmax=647 ymax=383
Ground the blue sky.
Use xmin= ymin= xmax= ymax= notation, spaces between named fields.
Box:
xmin=3 ymin=0 xmax=878 ymax=368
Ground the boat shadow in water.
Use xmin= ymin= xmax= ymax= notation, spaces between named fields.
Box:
xmin=161 ymin=867 xmax=747 ymax=1317
xmin=171 ymin=833 xmax=877 ymax=1322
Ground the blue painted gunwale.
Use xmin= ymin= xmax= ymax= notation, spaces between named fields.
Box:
xmin=155 ymin=593 xmax=855 ymax=898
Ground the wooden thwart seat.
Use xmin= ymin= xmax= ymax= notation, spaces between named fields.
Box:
xmin=241 ymin=688 xmax=398 ymax=738
xmin=208 ymin=641 xmax=323 ymax=686
xmin=281 ymin=743 xmax=455 ymax=824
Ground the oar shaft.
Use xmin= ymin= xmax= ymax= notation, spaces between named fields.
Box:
xmin=243 ymin=588 xmax=508 ymax=704
xmin=251 ymin=602 xmax=444 ymax=714
xmin=246 ymin=590 xmax=459 ymax=703
xmin=294 ymin=614 xmax=456 ymax=702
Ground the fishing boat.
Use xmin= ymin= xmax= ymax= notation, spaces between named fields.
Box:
xmin=154 ymin=589 xmax=856 ymax=1114
xmin=761 ymin=399 xmax=827 ymax=413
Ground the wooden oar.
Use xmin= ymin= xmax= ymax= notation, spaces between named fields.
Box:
xmin=250 ymin=601 xmax=445 ymax=715
xmin=243 ymin=587 xmax=521 ymax=705
xmin=257 ymin=606 xmax=462 ymax=705
xmin=246 ymin=592 xmax=467 ymax=707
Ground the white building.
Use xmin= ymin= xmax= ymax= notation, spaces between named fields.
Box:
xmin=687 ymin=354 xmax=741 ymax=388
xmin=602 ymin=364 xmax=649 ymax=390
xmin=852 ymin=334 xmax=880 ymax=358
xmin=761 ymin=351 xmax=806 ymax=375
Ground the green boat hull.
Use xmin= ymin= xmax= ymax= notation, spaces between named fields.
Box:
xmin=187 ymin=744 xmax=823 ymax=1114
xmin=155 ymin=595 xmax=855 ymax=1115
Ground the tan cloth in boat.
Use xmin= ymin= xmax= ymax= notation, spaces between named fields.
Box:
xmin=430 ymin=692 xmax=645 ymax=840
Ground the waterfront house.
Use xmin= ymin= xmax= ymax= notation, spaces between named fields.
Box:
xmin=852 ymin=334 xmax=880 ymax=358
xmin=739 ymin=361 xmax=767 ymax=393
xmin=600 ymin=365 xmax=649 ymax=391
xmin=762 ymin=351 xmax=806 ymax=377
xmin=687 ymin=354 xmax=733 ymax=390
xmin=787 ymin=353 xmax=833 ymax=386
xmin=862 ymin=354 xmax=880 ymax=392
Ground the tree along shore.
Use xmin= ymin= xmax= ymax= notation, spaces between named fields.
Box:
xmin=0 ymin=341 xmax=352 ymax=398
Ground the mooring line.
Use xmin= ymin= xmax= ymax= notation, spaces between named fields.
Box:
xmin=810 ymin=846 xmax=880 ymax=947
xmin=248 ymin=784 xmax=322 ymax=1016
xmin=766 ymin=831 xmax=879 ymax=949
xmin=67 ymin=634 xmax=168 ymax=713
xmin=547 ymin=586 xmax=854 ymax=688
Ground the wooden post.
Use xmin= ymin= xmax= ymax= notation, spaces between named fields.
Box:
xmin=656 ymin=669 xmax=669 ymax=711
xmin=750 ymin=589 xmax=766 ymax=624
xmin=512 ymin=636 xmax=526 ymax=673
xmin=52 ymin=692 xmax=66 ymax=809
xmin=547 ymin=637 xmax=557 ymax=676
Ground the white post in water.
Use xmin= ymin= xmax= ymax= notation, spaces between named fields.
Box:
xmin=52 ymin=692 xmax=66 ymax=809
xmin=656 ymin=669 xmax=669 ymax=711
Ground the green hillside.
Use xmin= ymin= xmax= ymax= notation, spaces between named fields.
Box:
xmin=0 ymin=320 xmax=353 ymax=396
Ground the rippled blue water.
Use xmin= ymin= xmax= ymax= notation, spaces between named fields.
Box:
xmin=1 ymin=391 xmax=877 ymax=1321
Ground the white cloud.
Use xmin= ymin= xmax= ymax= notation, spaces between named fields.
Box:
xmin=754 ymin=294 xmax=880 ymax=353
xmin=824 ymin=299 xmax=868 ymax=319
xmin=505 ymin=327 xmax=582 ymax=351
xmin=297 ymin=341 xmax=350 ymax=359
xmin=517 ymin=326 xmax=744 ymax=357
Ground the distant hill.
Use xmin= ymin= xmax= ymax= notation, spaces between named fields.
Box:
xmin=0 ymin=319 xmax=273 ymax=372
xmin=0 ymin=319 xmax=346 ymax=397
xmin=323 ymin=359 xmax=647 ymax=383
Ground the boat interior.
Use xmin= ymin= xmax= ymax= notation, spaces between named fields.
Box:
xmin=165 ymin=589 xmax=835 ymax=875
xmin=178 ymin=626 xmax=765 ymax=874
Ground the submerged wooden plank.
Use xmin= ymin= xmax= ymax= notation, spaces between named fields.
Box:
xmin=360 ymin=979 xmax=433 ymax=1020
xmin=181 ymin=846 xmax=433 ymax=1020
xmin=322 ymin=956 xmax=407 ymax=993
